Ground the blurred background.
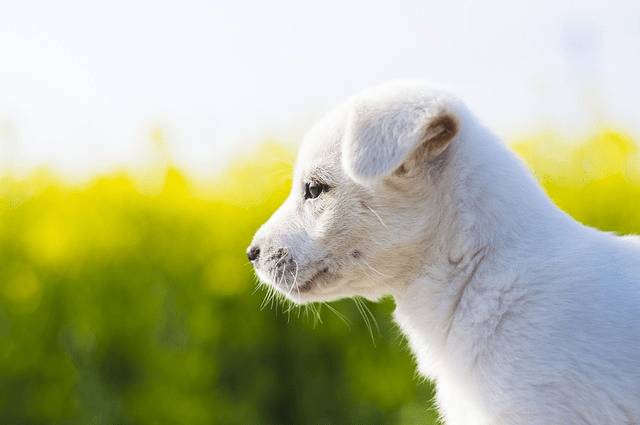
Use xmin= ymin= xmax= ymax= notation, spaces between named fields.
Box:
xmin=1 ymin=0 xmax=640 ymax=424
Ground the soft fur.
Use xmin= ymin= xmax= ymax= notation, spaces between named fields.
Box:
xmin=248 ymin=80 xmax=640 ymax=425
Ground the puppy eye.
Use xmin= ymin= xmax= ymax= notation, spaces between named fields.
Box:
xmin=304 ymin=181 xmax=326 ymax=200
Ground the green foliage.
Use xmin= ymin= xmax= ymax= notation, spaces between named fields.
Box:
xmin=0 ymin=132 xmax=638 ymax=424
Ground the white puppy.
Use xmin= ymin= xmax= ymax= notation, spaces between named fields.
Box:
xmin=248 ymin=80 xmax=640 ymax=425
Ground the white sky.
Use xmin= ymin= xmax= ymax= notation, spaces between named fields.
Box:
xmin=1 ymin=0 xmax=639 ymax=177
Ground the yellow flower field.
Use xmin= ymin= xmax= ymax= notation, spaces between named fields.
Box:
xmin=0 ymin=131 xmax=638 ymax=424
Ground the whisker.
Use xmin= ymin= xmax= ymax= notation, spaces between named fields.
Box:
xmin=286 ymin=260 xmax=300 ymax=298
xmin=277 ymin=262 xmax=287 ymax=312
xmin=309 ymin=303 xmax=322 ymax=326
xmin=260 ymin=284 xmax=275 ymax=310
xmin=322 ymin=302 xmax=351 ymax=330
xmin=359 ymin=297 xmax=380 ymax=335
xmin=274 ymin=252 xmax=288 ymax=267
xmin=361 ymin=258 xmax=392 ymax=278
xmin=353 ymin=297 xmax=376 ymax=346
xmin=355 ymin=262 xmax=379 ymax=281
xmin=250 ymin=274 xmax=263 ymax=295
xmin=362 ymin=202 xmax=388 ymax=229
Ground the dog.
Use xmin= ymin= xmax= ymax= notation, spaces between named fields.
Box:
xmin=247 ymin=80 xmax=640 ymax=424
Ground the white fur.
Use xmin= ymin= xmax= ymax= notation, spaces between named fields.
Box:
xmin=249 ymin=80 xmax=640 ymax=424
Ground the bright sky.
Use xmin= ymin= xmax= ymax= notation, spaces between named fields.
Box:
xmin=1 ymin=0 xmax=639 ymax=177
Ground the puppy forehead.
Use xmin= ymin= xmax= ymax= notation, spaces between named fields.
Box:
xmin=295 ymin=104 xmax=348 ymax=180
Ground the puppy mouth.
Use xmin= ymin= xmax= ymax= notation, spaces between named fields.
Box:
xmin=297 ymin=266 xmax=331 ymax=292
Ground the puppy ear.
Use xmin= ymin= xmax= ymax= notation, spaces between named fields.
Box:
xmin=342 ymin=88 xmax=459 ymax=184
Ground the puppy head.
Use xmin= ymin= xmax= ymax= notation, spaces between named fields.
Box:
xmin=248 ymin=81 xmax=463 ymax=304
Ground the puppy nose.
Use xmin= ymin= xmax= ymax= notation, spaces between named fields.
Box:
xmin=247 ymin=245 xmax=260 ymax=262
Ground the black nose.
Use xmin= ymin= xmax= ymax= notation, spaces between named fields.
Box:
xmin=247 ymin=245 xmax=260 ymax=262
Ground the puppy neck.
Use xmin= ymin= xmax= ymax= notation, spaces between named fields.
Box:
xmin=391 ymin=118 xmax=574 ymax=378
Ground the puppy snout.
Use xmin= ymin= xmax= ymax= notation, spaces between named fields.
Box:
xmin=246 ymin=245 xmax=261 ymax=262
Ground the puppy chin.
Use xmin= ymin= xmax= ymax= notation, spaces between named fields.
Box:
xmin=287 ymin=290 xmax=345 ymax=305
xmin=288 ymin=282 xmax=376 ymax=305
xmin=285 ymin=273 xmax=389 ymax=305
xmin=280 ymin=281 xmax=345 ymax=305
xmin=294 ymin=290 xmax=385 ymax=305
